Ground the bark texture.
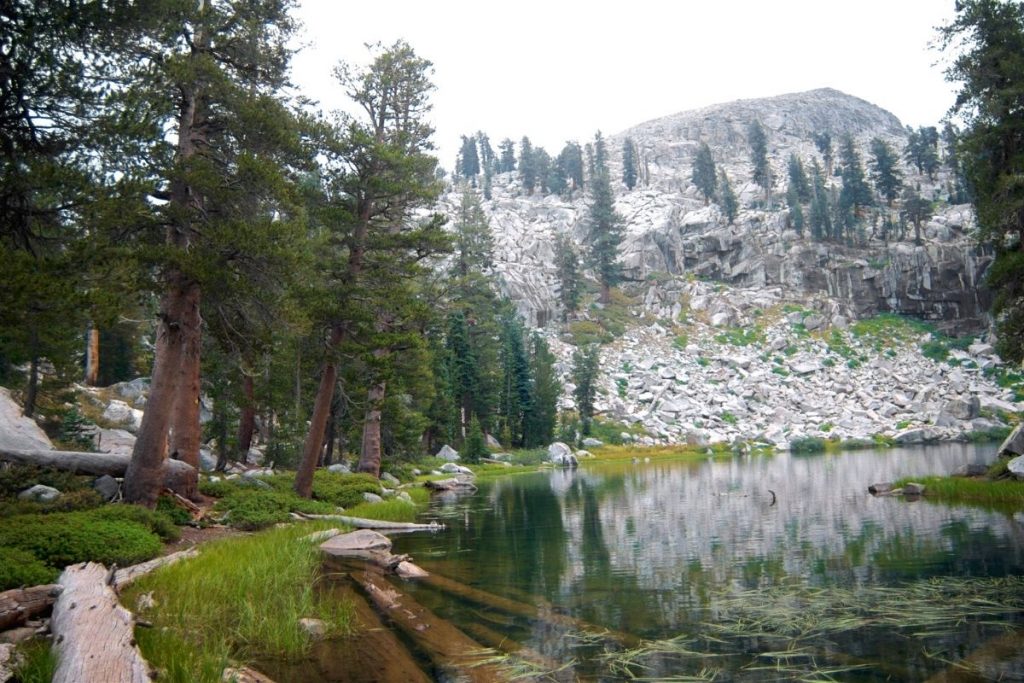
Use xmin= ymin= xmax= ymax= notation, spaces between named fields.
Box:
xmin=295 ymin=327 xmax=342 ymax=497
xmin=51 ymin=563 xmax=152 ymax=683
xmin=0 ymin=584 xmax=61 ymax=631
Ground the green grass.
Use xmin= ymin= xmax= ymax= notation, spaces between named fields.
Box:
xmin=893 ymin=475 xmax=1024 ymax=511
xmin=344 ymin=498 xmax=419 ymax=522
xmin=11 ymin=639 xmax=57 ymax=683
xmin=714 ymin=326 xmax=764 ymax=347
xmin=124 ymin=522 xmax=354 ymax=683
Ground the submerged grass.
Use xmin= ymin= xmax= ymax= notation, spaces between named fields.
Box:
xmin=124 ymin=521 xmax=353 ymax=683
xmin=597 ymin=576 xmax=1024 ymax=680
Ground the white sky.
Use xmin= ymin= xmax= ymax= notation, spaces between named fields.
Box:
xmin=290 ymin=0 xmax=960 ymax=170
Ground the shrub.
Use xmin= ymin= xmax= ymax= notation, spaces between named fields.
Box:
xmin=198 ymin=477 xmax=236 ymax=498
xmin=790 ymin=436 xmax=827 ymax=453
xmin=56 ymin=407 xmax=96 ymax=451
xmin=921 ymin=339 xmax=950 ymax=362
xmin=89 ymin=503 xmax=181 ymax=542
xmin=0 ymin=465 xmax=91 ymax=499
xmin=157 ymin=495 xmax=193 ymax=526
xmin=461 ymin=417 xmax=488 ymax=464
xmin=0 ymin=547 xmax=58 ymax=590
xmin=216 ymin=488 xmax=333 ymax=530
xmin=0 ymin=511 xmax=163 ymax=568
xmin=721 ymin=411 xmax=738 ymax=425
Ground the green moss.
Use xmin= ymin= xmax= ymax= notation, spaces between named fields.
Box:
xmin=0 ymin=547 xmax=58 ymax=590
xmin=714 ymin=326 xmax=764 ymax=347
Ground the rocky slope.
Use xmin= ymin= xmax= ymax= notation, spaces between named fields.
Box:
xmin=439 ymin=88 xmax=1021 ymax=448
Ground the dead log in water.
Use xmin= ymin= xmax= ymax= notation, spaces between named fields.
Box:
xmin=423 ymin=476 xmax=477 ymax=492
xmin=350 ymin=570 xmax=504 ymax=683
xmin=461 ymin=621 xmax=565 ymax=674
xmin=293 ymin=513 xmax=445 ymax=531
xmin=420 ymin=572 xmax=641 ymax=647
xmin=51 ymin=562 xmax=152 ymax=683
xmin=0 ymin=448 xmax=197 ymax=499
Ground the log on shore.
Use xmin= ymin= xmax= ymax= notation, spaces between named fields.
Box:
xmin=0 ymin=448 xmax=196 ymax=498
xmin=350 ymin=570 xmax=504 ymax=683
xmin=51 ymin=562 xmax=152 ymax=683
xmin=294 ymin=513 xmax=445 ymax=531
xmin=111 ymin=547 xmax=199 ymax=591
xmin=0 ymin=584 xmax=61 ymax=631
xmin=421 ymin=572 xmax=641 ymax=647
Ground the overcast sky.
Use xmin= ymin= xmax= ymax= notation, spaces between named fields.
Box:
xmin=290 ymin=0 xmax=960 ymax=169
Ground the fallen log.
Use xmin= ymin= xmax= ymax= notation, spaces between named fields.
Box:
xmin=350 ymin=570 xmax=503 ymax=682
xmin=420 ymin=572 xmax=641 ymax=647
xmin=294 ymin=513 xmax=445 ymax=531
xmin=0 ymin=643 xmax=17 ymax=683
xmin=0 ymin=448 xmax=196 ymax=499
xmin=462 ymin=621 xmax=564 ymax=674
xmin=0 ymin=584 xmax=61 ymax=631
xmin=111 ymin=547 xmax=199 ymax=591
xmin=51 ymin=562 xmax=152 ymax=683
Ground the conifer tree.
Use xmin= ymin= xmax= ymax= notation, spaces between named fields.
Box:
xmin=558 ymin=141 xmax=585 ymax=194
xmin=572 ymin=344 xmax=600 ymax=437
xmin=748 ymin=120 xmax=773 ymax=203
xmin=869 ymin=138 xmax=904 ymax=206
xmin=814 ymin=132 xmax=834 ymax=176
xmin=718 ymin=170 xmax=738 ymax=224
xmin=786 ymin=185 xmax=805 ymax=236
xmin=519 ymin=136 xmax=537 ymax=194
xmin=787 ymin=153 xmax=811 ymax=202
xmin=476 ymin=131 xmax=495 ymax=174
xmin=462 ymin=415 xmax=488 ymax=463
xmin=809 ymin=159 xmax=832 ymax=241
xmin=555 ymin=235 xmax=582 ymax=320
xmin=498 ymin=138 xmax=516 ymax=173
xmin=837 ymin=135 xmax=873 ymax=240
xmin=904 ymin=126 xmax=940 ymax=179
xmin=900 ymin=186 xmax=933 ymax=246
xmin=524 ymin=334 xmax=558 ymax=447
xmin=498 ymin=312 xmax=532 ymax=447
xmin=458 ymin=135 xmax=480 ymax=180
xmin=692 ymin=142 xmax=717 ymax=204
xmin=585 ymin=132 xmax=624 ymax=304
xmin=622 ymin=137 xmax=639 ymax=190
xmin=534 ymin=147 xmax=552 ymax=195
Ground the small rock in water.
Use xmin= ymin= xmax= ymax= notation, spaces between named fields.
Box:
xmin=902 ymin=482 xmax=926 ymax=496
xmin=298 ymin=618 xmax=327 ymax=640
xmin=868 ymin=482 xmax=894 ymax=495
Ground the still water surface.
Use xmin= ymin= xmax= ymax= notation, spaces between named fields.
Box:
xmin=391 ymin=443 xmax=1024 ymax=681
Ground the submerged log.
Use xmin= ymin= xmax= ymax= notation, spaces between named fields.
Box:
xmin=294 ymin=513 xmax=445 ymax=531
xmin=0 ymin=448 xmax=196 ymax=499
xmin=350 ymin=570 xmax=503 ymax=682
xmin=421 ymin=572 xmax=641 ymax=647
xmin=51 ymin=562 xmax=152 ymax=683
xmin=462 ymin=621 xmax=563 ymax=673
xmin=0 ymin=584 xmax=61 ymax=631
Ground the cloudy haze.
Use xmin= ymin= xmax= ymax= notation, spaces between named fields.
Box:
xmin=290 ymin=0 xmax=959 ymax=169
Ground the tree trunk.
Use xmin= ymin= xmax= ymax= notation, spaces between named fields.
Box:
xmin=323 ymin=399 xmax=336 ymax=467
xmin=124 ymin=273 xmax=200 ymax=506
xmin=85 ymin=324 xmax=100 ymax=386
xmin=169 ymin=308 xmax=201 ymax=470
xmin=236 ymin=372 xmax=255 ymax=460
xmin=295 ymin=328 xmax=342 ymax=498
xmin=23 ymin=353 xmax=39 ymax=418
xmin=357 ymin=379 xmax=386 ymax=477
xmin=51 ymin=562 xmax=152 ymax=683
xmin=599 ymin=281 xmax=611 ymax=304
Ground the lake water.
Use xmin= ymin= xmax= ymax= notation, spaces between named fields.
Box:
xmin=390 ymin=443 xmax=1024 ymax=681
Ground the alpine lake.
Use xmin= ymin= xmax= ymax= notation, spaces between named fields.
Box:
xmin=292 ymin=443 xmax=1024 ymax=681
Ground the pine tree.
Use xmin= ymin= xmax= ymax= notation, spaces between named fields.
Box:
xmin=904 ymin=126 xmax=941 ymax=179
xmin=622 ymin=137 xmax=638 ymax=190
xmin=718 ymin=170 xmax=738 ymax=224
xmin=787 ymin=153 xmax=811 ymax=202
xmin=498 ymin=313 xmax=532 ymax=447
xmin=498 ymin=138 xmax=516 ymax=173
xmin=476 ymin=131 xmax=495 ymax=174
xmin=555 ymin=235 xmax=582 ymax=320
xmin=534 ymin=147 xmax=552 ymax=195
xmin=524 ymin=334 xmax=558 ymax=447
xmin=558 ymin=141 xmax=585 ymax=194
xmin=519 ymin=136 xmax=537 ymax=194
xmin=584 ymin=132 xmax=623 ymax=303
xmin=837 ymin=135 xmax=873 ymax=240
xmin=692 ymin=142 xmax=717 ymax=204
xmin=809 ymin=159 xmax=832 ymax=241
xmin=786 ymin=184 xmax=805 ymax=236
xmin=900 ymin=186 xmax=933 ymax=246
xmin=869 ymin=138 xmax=904 ymax=206
xmin=814 ymin=132 xmax=834 ymax=176
xmin=748 ymin=120 xmax=773 ymax=203
xmin=458 ymin=135 xmax=480 ymax=180
xmin=462 ymin=415 xmax=488 ymax=464
xmin=572 ymin=344 xmax=600 ymax=437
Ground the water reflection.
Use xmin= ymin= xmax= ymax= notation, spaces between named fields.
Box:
xmin=396 ymin=443 xmax=1024 ymax=679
